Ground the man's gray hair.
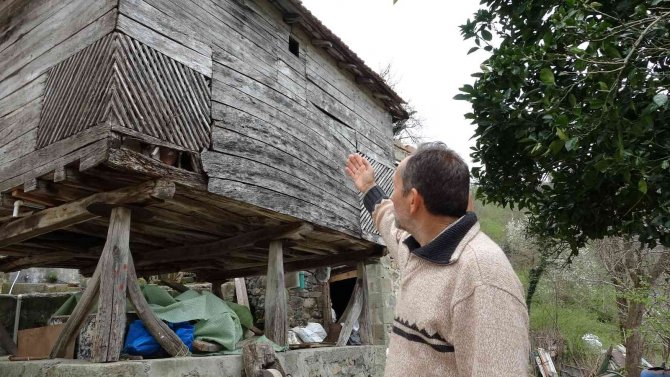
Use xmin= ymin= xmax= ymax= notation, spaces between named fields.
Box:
xmin=401 ymin=142 xmax=470 ymax=217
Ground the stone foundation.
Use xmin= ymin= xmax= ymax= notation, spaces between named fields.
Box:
xmin=0 ymin=345 xmax=386 ymax=377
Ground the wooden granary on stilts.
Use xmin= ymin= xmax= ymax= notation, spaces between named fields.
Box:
xmin=0 ymin=0 xmax=406 ymax=362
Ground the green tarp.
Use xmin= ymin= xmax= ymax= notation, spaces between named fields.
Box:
xmin=53 ymin=285 xmax=265 ymax=353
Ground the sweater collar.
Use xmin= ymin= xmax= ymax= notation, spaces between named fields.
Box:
xmin=402 ymin=212 xmax=478 ymax=264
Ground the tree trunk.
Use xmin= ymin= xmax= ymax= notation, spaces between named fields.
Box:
xmin=624 ymin=302 xmax=645 ymax=377
xmin=526 ymin=256 xmax=548 ymax=315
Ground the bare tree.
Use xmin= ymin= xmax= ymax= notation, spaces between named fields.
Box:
xmin=592 ymin=238 xmax=670 ymax=376
xmin=377 ymin=64 xmax=424 ymax=143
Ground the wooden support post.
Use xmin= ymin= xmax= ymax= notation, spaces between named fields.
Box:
xmin=51 ymin=200 xmax=188 ymax=361
xmin=322 ymin=281 xmax=333 ymax=327
xmin=264 ymin=240 xmax=287 ymax=347
xmin=127 ymin=255 xmax=190 ymax=357
xmin=92 ymin=207 xmax=131 ymax=362
xmin=336 ymin=280 xmax=363 ymax=346
xmin=357 ymin=262 xmax=373 ymax=345
xmin=51 ymin=255 xmax=103 ymax=358
xmin=235 ymin=277 xmax=250 ymax=308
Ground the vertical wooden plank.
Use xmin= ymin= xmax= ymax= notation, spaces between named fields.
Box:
xmin=235 ymin=277 xmax=250 ymax=308
xmin=357 ymin=262 xmax=373 ymax=345
xmin=264 ymin=240 xmax=287 ymax=346
xmin=336 ymin=280 xmax=363 ymax=346
xmin=322 ymin=281 xmax=333 ymax=327
xmin=92 ymin=207 xmax=131 ymax=362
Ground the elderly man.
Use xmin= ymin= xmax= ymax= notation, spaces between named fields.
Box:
xmin=345 ymin=142 xmax=529 ymax=377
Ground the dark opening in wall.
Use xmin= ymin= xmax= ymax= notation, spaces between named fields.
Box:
xmin=289 ymin=36 xmax=300 ymax=57
xmin=330 ymin=277 xmax=356 ymax=320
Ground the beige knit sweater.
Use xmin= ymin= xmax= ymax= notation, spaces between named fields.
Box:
xmin=371 ymin=198 xmax=530 ymax=377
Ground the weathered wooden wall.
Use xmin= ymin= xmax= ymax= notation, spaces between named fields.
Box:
xmin=0 ymin=0 xmax=397 ymax=240
xmin=0 ymin=0 xmax=117 ymax=192
xmin=117 ymin=0 xmax=396 ymax=236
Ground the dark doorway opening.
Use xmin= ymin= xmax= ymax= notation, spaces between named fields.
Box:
xmin=329 ymin=277 xmax=356 ymax=321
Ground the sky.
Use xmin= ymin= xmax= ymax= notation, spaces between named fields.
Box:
xmin=300 ymin=0 xmax=488 ymax=167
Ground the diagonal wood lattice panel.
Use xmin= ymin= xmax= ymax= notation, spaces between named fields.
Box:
xmin=359 ymin=154 xmax=394 ymax=237
xmin=37 ymin=32 xmax=211 ymax=151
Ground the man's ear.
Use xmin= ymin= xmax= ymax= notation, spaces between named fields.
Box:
xmin=409 ymin=188 xmax=422 ymax=215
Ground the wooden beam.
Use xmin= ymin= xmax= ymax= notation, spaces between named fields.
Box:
xmin=135 ymin=223 xmax=312 ymax=267
xmin=106 ymin=147 xmax=207 ymax=190
xmin=337 ymin=62 xmax=359 ymax=71
xmin=312 ymin=39 xmax=333 ymax=49
xmin=283 ymin=12 xmax=301 ymax=24
xmin=356 ymin=76 xmax=375 ymax=85
xmin=322 ymin=281 xmax=333 ymax=328
xmin=127 ymin=254 xmax=190 ymax=357
xmin=51 ymin=252 xmax=104 ymax=358
xmin=218 ymin=247 xmax=381 ymax=279
xmin=373 ymin=92 xmax=392 ymax=101
xmin=329 ymin=270 xmax=358 ymax=283
xmin=235 ymin=277 xmax=250 ymax=309
xmin=264 ymin=240 xmax=287 ymax=347
xmin=336 ymin=279 xmax=363 ymax=346
xmin=0 ymin=180 xmax=175 ymax=248
xmin=357 ymin=262 xmax=373 ymax=345
xmin=92 ymin=207 xmax=131 ymax=362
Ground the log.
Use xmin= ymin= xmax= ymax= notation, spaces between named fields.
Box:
xmin=0 ymin=180 xmax=175 ymax=248
xmin=235 ymin=277 xmax=250 ymax=308
xmin=192 ymin=339 xmax=222 ymax=353
xmin=336 ymin=279 xmax=363 ymax=346
xmin=127 ymin=254 xmax=190 ymax=357
xmin=92 ymin=207 xmax=131 ymax=362
xmin=242 ymin=342 xmax=287 ymax=377
xmin=357 ymin=262 xmax=373 ymax=345
xmin=160 ymin=279 xmax=189 ymax=293
xmin=322 ymin=281 xmax=333 ymax=327
xmin=51 ymin=258 xmax=102 ymax=358
xmin=264 ymin=240 xmax=288 ymax=347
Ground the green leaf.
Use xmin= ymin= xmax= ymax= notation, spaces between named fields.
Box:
xmin=530 ymin=143 xmax=544 ymax=156
xmin=569 ymin=94 xmax=577 ymax=107
xmin=653 ymin=93 xmax=668 ymax=107
xmin=638 ymin=179 xmax=647 ymax=194
xmin=662 ymin=160 xmax=669 ymax=170
xmin=453 ymin=93 xmax=471 ymax=101
xmin=467 ymin=47 xmax=479 ymax=55
xmin=481 ymin=29 xmax=492 ymax=41
xmin=540 ymin=68 xmax=555 ymax=85
xmin=566 ymin=0 xmax=575 ymax=6
xmin=556 ymin=128 xmax=568 ymax=141
xmin=460 ymin=84 xmax=475 ymax=94
xmin=565 ymin=138 xmax=578 ymax=151
xmin=549 ymin=139 xmax=565 ymax=155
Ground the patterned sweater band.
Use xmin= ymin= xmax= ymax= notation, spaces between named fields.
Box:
xmin=363 ymin=185 xmax=387 ymax=214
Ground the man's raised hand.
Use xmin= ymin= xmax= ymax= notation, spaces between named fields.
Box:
xmin=345 ymin=154 xmax=376 ymax=193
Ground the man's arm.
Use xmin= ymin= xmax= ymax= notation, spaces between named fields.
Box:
xmin=344 ymin=155 xmax=409 ymax=263
xmin=451 ymin=285 xmax=530 ymax=377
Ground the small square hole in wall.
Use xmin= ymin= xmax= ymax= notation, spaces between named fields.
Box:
xmin=289 ymin=36 xmax=300 ymax=57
